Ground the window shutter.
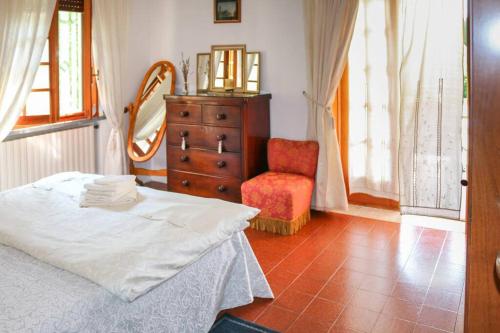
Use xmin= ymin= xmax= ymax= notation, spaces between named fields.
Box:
xmin=59 ymin=0 xmax=84 ymax=12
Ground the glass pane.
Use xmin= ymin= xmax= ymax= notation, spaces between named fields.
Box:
xmin=214 ymin=78 xmax=224 ymax=88
xmin=41 ymin=39 xmax=49 ymax=62
xmin=236 ymin=50 xmax=242 ymax=87
xmin=32 ymin=65 xmax=50 ymax=89
xmin=247 ymin=82 xmax=258 ymax=91
xmin=26 ymin=91 xmax=50 ymax=116
xmin=248 ymin=65 xmax=258 ymax=81
xmin=58 ymin=11 xmax=83 ymax=116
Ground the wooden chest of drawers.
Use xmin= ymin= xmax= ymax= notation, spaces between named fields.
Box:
xmin=164 ymin=93 xmax=271 ymax=202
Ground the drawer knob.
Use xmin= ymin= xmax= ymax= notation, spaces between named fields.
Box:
xmin=216 ymin=134 xmax=226 ymax=141
xmin=179 ymin=130 xmax=188 ymax=137
xmin=217 ymin=160 xmax=226 ymax=168
xmin=181 ymin=180 xmax=190 ymax=187
xmin=179 ymin=111 xmax=189 ymax=117
xmin=218 ymin=185 xmax=227 ymax=192
xmin=180 ymin=155 xmax=189 ymax=162
xmin=216 ymin=113 xmax=226 ymax=120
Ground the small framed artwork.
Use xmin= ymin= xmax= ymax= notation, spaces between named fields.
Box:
xmin=214 ymin=0 xmax=241 ymax=23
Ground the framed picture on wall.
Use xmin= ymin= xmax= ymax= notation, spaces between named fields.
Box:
xmin=214 ymin=0 xmax=241 ymax=23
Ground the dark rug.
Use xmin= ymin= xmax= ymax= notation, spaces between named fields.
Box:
xmin=210 ymin=314 xmax=279 ymax=333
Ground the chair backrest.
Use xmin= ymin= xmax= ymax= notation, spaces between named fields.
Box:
xmin=267 ymin=138 xmax=320 ymax=179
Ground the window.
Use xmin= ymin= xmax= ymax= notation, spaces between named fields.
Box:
xmin=337 ymin=0 xmax=468 ymax=210
xmin=16 ymin=0 xmax=97 ymax=127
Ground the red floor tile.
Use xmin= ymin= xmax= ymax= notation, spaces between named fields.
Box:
xmin=330 ymin=268 xmax=366 ymax=288
xmin=382 ymin=296 xmax=421 ymax=321
xmin=255 ymin=305 xmax=297 ymax=332
xmin=274 ymin=289 xmax=314 ymax=313
xmin=414 ymin=324 xmax=451 ymax=333
xmin=372 ymin=314 xmax=416 ymax=333
xmin=418 ymin=305 xmax=458 ymax=332
xmin=318 ymin=281 xmax=357 ymax=304
xmin=455 ymin=314 xmax=464 ymax=333
xmin=265 ymin=268 xmax=298 ymax=297
xmin=289 ymin=273 xmax=327 ymax=295
xmin=286 ymin=314 xmax=332 ymax=333
xmin=229 ymin=212 xmax=465 ymax=333
xmin=302 ymin=298 xmax=344 ymax=323
xmin=358 ymin=274 xmax=396 ymax=295
xmin=424 ymin=288 xmax=462 ymax=312
xmin=329 ymin=327 xmax=360 ymax=333
xmin=333 ymin=306 xmax=380 ymax=332
xmin=391 ymin=282 xmax=428 ymax=305
xmin=348 ymin=289 xmax=388 ymax=312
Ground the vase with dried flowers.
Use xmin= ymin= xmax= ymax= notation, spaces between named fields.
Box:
xmin=180 ymin=53 xmax=190 ymax=95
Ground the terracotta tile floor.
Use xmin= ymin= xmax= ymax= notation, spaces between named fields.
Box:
xmin=227 ymin=211 xmax=465 ymax=333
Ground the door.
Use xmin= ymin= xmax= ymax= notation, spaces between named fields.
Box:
xmin=466 ymin=0 xmax=500 ymax=331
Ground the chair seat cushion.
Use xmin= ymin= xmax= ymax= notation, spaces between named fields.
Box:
xmin=241 ymin=171 xmax=314 ymax=221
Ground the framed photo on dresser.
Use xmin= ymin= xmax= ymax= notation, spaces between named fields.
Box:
xmin=214 ymin=0 xmax=241 ymax=23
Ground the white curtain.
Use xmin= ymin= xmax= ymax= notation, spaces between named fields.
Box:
xmin=0 ymin=0 xmax=56 ymax=142
xmin=303 ymin=0 xmax=359 ymax=211
xmin=92 ymin=0 xmax=129 ymax=175
xmin=347 ymin=0 xmax=399 ymax=200
xmin=399 ymin=0 xmax=464 ymax=219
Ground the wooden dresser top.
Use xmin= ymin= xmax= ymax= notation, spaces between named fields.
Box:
xmin=163 ymin=92 xmax=272 ymax=101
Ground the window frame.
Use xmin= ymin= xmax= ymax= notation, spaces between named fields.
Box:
xmin=16 ymin=0 xmax=96 ymax=128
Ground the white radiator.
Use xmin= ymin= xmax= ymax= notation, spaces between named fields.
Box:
xmin=0 ymin=126 xmax=96 ymax=191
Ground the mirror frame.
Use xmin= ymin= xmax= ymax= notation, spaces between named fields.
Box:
xmin=245 ymin=51 xmax=261 ymax=93
xmin=127 ymin=60 xmax=176 ymax=163
xmin=196 ymin=53 xmax=211 ymax=92
xmin=209 ymin=44 xmax=246 ymax=93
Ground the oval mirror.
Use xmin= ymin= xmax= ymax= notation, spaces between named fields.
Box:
xmin=127 ymin=61 xmax=176 ymax=162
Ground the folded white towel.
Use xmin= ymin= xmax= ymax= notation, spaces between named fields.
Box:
xmin=84 ymin=182 xmax=136 ymax=195
xmin=82 ymin=189 xmax=137 ymax=202
xmin=80 ymin=175 xmax=138 ymax=208
xmin=94 ymin=175 xmax=136 ymax=185
xmin=80 ymin=193 xmax=137 ymax=207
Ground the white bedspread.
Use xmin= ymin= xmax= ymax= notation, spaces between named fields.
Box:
xmin=0 ymin=173 xmax=260 ymax=302
xmin=0 ymin=232 xmax=273 ymax=333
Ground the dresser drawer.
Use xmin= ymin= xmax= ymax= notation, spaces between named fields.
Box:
xmin=168 ymin=147 xmax=242 ymax=178
xmin=167 ymin=124 xmax=241 ymax=152
xmin=166 ymin=103 xmax=202 ymax=124
xmin=168 ymin=170 xmax=241 ymax=202
xmin=203 ymin=105 xmax=241 ymax=127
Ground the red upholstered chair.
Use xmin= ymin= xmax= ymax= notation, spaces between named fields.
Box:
xmin=241 ymin=138 xmax=320 ymax=235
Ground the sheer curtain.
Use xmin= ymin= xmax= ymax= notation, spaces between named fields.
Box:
xmin=92 ymin=0 xmax=129 ymax=175
xmin=0 ymin=0 xmax=56 ymax=142
xmin=348 ymin=0 xmax=399 ymax=200
xmin=399 ymin=0 xmax=464 ymax=219
xmin=303 ymin=0 xmax=359 ymax=211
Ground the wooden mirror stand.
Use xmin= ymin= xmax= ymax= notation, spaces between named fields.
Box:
xmin=127 ymin=60 xmax=176 ymax=185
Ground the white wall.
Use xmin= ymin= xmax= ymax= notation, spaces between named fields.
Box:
xmin=115 ymin=0 xmax=308 ymax=174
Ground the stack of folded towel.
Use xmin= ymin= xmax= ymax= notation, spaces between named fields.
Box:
xmin=80 ymin=175 xmax=138 ymax=207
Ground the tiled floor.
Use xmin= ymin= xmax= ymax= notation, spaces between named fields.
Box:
xmin=228 ymin=211 xmax=465 ymax=333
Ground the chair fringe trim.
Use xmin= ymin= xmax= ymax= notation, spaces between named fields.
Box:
xmin=249 ymin=210 xmax=311 ymax=235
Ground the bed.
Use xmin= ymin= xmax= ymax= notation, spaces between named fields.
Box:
xmin=0 ymin=173 xmax=273 ymax=333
